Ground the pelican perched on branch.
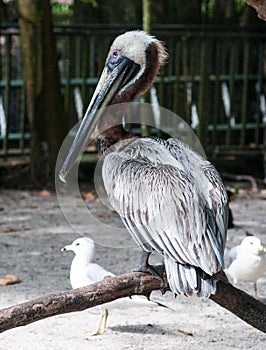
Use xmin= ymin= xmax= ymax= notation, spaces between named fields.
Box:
xmin=59 ymin=30 xmax=228 ymax=298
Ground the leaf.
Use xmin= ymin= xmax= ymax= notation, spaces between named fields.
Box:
xmin=81 ymin=191 xmax=97 ymax=201
xmin=259 ymin=189 xmax=266 ymax=199
xmin=0 ymin=274 xmax=21 ymax=286
xmin=0 ymin=226 xmax=30 ymax=233
xmin=36 ymin=190 xmax=51 ymax=197
xmin=177 ymin=328 xmax=193 ymax=336
xmin=98 ymin=213 xmax=111 ymax=219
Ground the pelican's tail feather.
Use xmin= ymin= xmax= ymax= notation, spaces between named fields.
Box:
xmin=164 ymin=255 xmax=216 ymax=298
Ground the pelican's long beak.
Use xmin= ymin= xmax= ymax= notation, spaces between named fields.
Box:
xmin=59 ymin=57 xmax=140 ymax=183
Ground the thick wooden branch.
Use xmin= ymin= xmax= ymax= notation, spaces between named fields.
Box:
xmin=244 ymin=0 xmax=266 ymax=20
xmin=0 ymin=270 xmax=265 ymax=333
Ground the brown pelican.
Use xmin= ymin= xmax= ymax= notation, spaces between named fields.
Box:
xmin=59 ymin=30 xmax=228 ymax=298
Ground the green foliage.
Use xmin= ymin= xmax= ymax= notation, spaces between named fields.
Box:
xmin=235 ymin=0 xmax=246 ymax=12
xmin=201 ymin=0 xmax=214 ymax=15
xmin=79 ymin=0 xmax=99 ymax=7
xmin=47 ymin=0 xmax=257 ymax=26
xmin=51 ymin=0 xmax=99 ymax=23
xmin=201 ymin=0 xmax=245 ymax=18
xmin=51 ymin=3 xmax=73 ymax=17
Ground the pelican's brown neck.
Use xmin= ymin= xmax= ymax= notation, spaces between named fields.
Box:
xmin=97 ymin=40 xmax=166 ymax=153
xmin=111 ymin=41 xmax=166 ymax=105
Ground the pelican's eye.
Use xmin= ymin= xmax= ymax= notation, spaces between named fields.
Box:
xmin=107 ymin=49 xmax=123 ymax=70
xmin=111 ymin=50 xmax=121 ymax=60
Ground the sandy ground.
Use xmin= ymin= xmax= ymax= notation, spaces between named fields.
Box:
xmin=0 ymin=188 xmax=265 ymax=350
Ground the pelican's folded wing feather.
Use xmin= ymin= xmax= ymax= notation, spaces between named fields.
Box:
xmin=103 ymin=138 xmax=228 ymax=276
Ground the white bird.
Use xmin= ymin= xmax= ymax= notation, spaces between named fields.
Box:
xmin=227 ymin=232 xmax=255 ymax=263
xmin=226 ymin=236 xmax=266 ymax=297
xmin=227 ymin=244 xmax=240 ymax=265
xmin=61 ymin=237 xmax=167 ymax=335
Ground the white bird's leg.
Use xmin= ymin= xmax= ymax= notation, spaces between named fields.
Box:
xmin=253 ymin=282 xmax=258 ymax=298
xmin=89 ymin=308 xmax=109 ymax=336
xmin=89 ymin=314 xmax=103 ymax=336
xmin=101 ymin=308 xmax=109 ymax=334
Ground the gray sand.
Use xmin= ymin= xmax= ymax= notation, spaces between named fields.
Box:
xmin=0 ymin=189 xmax=265 ymax=349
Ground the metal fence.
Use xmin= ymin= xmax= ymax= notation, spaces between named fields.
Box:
xmin=0 ymin=24 xmax=265 ymax=175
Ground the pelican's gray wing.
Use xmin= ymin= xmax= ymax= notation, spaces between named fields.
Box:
xmin=165 ymin=138 xmax=228 ymax=253
xmin=102 ymin=138 xmax=228 ymax=295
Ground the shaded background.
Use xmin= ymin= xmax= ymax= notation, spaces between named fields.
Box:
xmin=0 ymin=0 xmax=265 ymax=188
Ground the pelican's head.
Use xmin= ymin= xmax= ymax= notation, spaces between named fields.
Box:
xmin=59 ymin=30 xmax=167 ymax=183
xmin=107 ymin=30 xmax=167 ymax=102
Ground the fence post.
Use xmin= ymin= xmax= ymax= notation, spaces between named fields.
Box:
xmin=226 ymin=42 xmax=237 ymax=147
xmin=141 ymin=0 xmax=152 ymax=137
xmin=198 ymin=37 xmax=211 ymax=150
xmin=240 ymin=39 xmax=249 ymax=148
xmin=264 ymin=130 xmax=266 ymax=182
xmin=173 ymin=41 xmax=181 ymax=132
xmin=3 ymin=35 xmax=11 ymax=159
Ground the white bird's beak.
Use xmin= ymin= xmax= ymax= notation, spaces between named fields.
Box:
xmin=258 ymin=245 xmax=266 ymax=253
xmin=61 ymin=244 xmax=73 ymax=252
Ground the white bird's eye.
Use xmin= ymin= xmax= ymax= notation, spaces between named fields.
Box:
xmin=76 ymin=243 xmax=80 ymax=246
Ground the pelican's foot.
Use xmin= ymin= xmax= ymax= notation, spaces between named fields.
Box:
xmin=138 ymin=264 xmax=165 ymax=283
xmin=133 ymin=251 xmax=164 ymax=282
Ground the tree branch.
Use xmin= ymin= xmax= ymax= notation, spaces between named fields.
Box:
xmin=0 ymin=270 xmax=265 ymax=333
xmin=244 ymin=0 xmax=266 ymax=20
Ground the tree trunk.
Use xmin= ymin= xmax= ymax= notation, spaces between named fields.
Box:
xmin=18 ymin=0 xmax=67 ymax=187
